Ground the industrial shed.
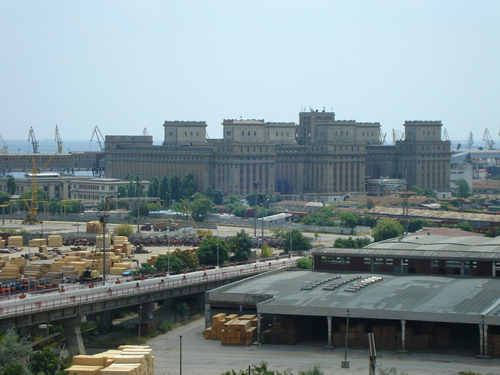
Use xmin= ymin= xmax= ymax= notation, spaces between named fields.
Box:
xmin=314 ymin=234 xmax=500 ymax=277
xmin=206 ymin=269 xmax=500 ymax=357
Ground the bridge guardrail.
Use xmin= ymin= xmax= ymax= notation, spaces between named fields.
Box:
xmin=0 ymin=259 xmax=297 ymax=319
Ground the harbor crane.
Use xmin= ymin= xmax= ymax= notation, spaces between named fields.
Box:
xmin=0 ymin=134 xmax=7 ymax=154
xmin=90 ymin=126 xmax=104 ymax=151
xmin=466 ymin=132 xmax=474 ymax=150
xmin=28 ymin=127 xmax=39 ymax=153
xmin=23 ymin=146 xmax=62 ymax=224
xmin=443 ymin=128 xmax=450 ymax=141
xmin=483 ymin=128 xmax=496 ymax=150
xmin=55 ymin=125 xmax=63 ymax=152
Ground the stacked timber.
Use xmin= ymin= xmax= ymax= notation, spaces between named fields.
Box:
xmin=48 ymin=235 xmax=63 ymax=247
xmin=0 ymin=239 xmax=5 ymax=248
xmin=29 ymin=238 xmax=46 ymax=247
xmin=0 ymin=255 xmax=8 ymax=270
xmin=66 ymin=345 xmax=154 ymax=375
xmin=96 ymin=234 xmax=111 ymax=249
xmin=8 ymin=236 xmax=23 ymax=247
xmin=109 ymin=262 xmax=132 ymax=275
xmin=86 ymin=221 xmax=102 ymax=234
xmin=0 ymin=264 xmax=21 ymax=279
xmin=262 ymin=317 xmax=301 ymax=345
xmin=205 ymin=313 xmax=259 ymax=345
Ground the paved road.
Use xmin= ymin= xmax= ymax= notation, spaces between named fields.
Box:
xmin=148 ymin=318 xmax=500 ymax=375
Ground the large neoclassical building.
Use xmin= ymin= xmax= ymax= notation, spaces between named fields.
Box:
xmin=104 ymin=110 xmax=451 ymax=196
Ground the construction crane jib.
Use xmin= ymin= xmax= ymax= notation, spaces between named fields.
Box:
xmin=23 ymin=146 xmax=63 ymax=224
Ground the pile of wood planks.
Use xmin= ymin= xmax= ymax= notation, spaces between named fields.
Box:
xmin=65 ymin=345 xmax=154 ymax=375
xmin=205 ymin=313 xmax=260 ymax=345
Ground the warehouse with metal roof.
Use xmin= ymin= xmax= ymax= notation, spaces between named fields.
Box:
xmin=206 ymin=268 xmax=500 ymax=357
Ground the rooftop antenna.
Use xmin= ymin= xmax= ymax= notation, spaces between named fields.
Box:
xmin=443 ymin=128 xmax=449 ymax=142
xmin=55 ymin=125 xmax=63 ymax=152
xmin=28 ymin=127 xmax=39 ymax=153
xmin=142 ymin=127 xmax=149 ymax=136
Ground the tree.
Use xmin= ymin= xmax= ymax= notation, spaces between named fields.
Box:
xmin=0 ymin=192 xmax=9 ymax=205
xmin=189 ymin=193 xmax=214 ymax=222
xmin=334 ymin=237 xmax=371 ymax=248
xmin=169 ymin=174 xmax=182 ymax=202
xmin=339 ymin=212 xmax=359 ymax=228
xmin=302 ymin=207 xmax=338 ymax=227
xmin=276 ymin=230 xmax=312 ymax=254
xmin=222 ymin=362 xmax=293 ymax=375
xmin=196 ymin=236 xmax=230 ymax=265
xmin=181 ymin=174 xmax=197 ymax=199
xmin=148 ymin=176 xmax=160 ymax=197
xmin=0 ymin=327 xmax=32 ymax=375
xmin=159 ymin=175 xmax=170 ymax=207
xmin=134 ymin=263 xmax=156 ymax=275
xmin=228 ymin=230 xmax=253 ymax=261
xmin=116 ymin=223 xmax=134 ymax=236
xmin=173 ymin=249 xmax=199 ymax=269
xmin=412 ymin=185 xmax=437 ymax=199
xmin=407 ymin=218 xmax=428 ymax=233
xmin=155 ymin=254 xmax=183 ymax=274
xmin=29 ymin=346 xmax=66 ymax=375
xmin=372 ymin=219 xmax=403 ymax=242
xmin=296 ymin=258 xmax=313 ymax=269
xmin=455 ymin=179 xmax=472 ymax=198
xmin=6 ymin=175 xmax=16 ymax=195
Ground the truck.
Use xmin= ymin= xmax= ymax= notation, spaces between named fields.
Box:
xmin=140 ymin=223 xmax=152 ymax=231
xmin=153 ymin=222 xmax=167 ymax=231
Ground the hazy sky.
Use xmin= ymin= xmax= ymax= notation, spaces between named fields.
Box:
xmin=1 ymin=0 xmax=499 ymax=145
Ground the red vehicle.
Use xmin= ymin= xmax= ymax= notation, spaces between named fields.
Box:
xmin=140 ymin=224 xmax=152 ymax=231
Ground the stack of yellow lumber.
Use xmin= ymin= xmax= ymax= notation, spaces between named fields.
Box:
xmin=0 ymin=239 xmax=5 ymax=248
xmin=86 ymin=221 xmax=102 ymax=233
xmin=66 ymin=346 xmax=154 ymax=375
xmin=8 ymin=236 xmax=23 ymax=247
xmin=96 ymin=234 xmax=111 ymax=249
xmin=0 ymin=264 xmax=21 ymax=279
xmin=205 ymin=314 xmax=259 ymax=345
xmin=29 ymin=238 xmax=46 ymax=247
xmin=48 ymin=235 xmax=63 ymax=247
xmin=10 ymin=257 xmax=27 ymax=266
xmin=109 ymin=262 xmax=132 ymax=275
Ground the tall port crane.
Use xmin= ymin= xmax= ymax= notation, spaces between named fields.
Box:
xmin=466 ymin=132 xmax=474 ymax=150
xmin=28 ymin=127 xmax=39 ymax=153
xmin=23 ymin=146 xmax=62 ymax=224
xmin=0 ymin=134 xmax=7 ymax=154
xmin=483 ymin=128 xmax=496 ymax=150
xmin=90 ymin=126 xmax=104 ymax=151
xmin=55 ymin=125 xmax=63 ymax=152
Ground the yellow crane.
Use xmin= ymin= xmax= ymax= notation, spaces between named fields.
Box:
xmin=183 ymin=206 xmax=212 ymax=237
xmin=23 ymin=146 xmax=62 ymax=224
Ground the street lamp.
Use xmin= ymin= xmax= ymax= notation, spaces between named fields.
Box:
xmin=216 ymin=222 xmax=219 ymax=269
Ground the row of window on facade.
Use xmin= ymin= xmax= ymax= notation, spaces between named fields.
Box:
xmin=320 ymin=256 xmax=479 ymax=268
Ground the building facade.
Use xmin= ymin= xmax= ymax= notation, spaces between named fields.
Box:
xmin=104 ymin=111 xmax=451 ymax=196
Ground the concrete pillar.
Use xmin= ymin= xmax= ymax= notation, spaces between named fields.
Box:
xmin=204 ymin=303 xmax=211 ymax=329
xmin=326 ymin=316 xmax=332 ymax=348
xmin=61 ymin=316 xmax=86 ymax=356
xmin=141 ymin=302 xmax=157 ymax=322
xmin=479 ymin=322 xmax=484 ymax=356
xmin=257 ymin=312 xmax=261 ymax=345
xmin=484 ymin=323 xmax=489 ymax=356
xmin=401 ymin=319 xmax=406 ymax=352
xmin=99 ymin=310 xmax=114 ymax=331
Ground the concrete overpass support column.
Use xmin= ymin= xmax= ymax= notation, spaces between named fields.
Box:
xmin=204 ymin=299 xmax=211 ymax=329
xmin=479 ymin=323 xmax=484 ymax=356
xmin=401 ymin=319 xmax=406 ymax=352
xmin=141 ymin=302 xmax=157 ymax=322
xmin=326 ymin=316 xmax=332 ymax=348
xmin=99 ymin=310 xmax=113 ymax=331
xmin=61 ymin=316 xmax=86 ymax=356
xmin=257 ymin=312 xmax=261 ymax=345
xmin=484 ymin=324 xmax=489 ymax=357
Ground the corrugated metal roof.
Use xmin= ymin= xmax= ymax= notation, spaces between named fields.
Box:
xmin=210 ymin=270 xmax=500 ymax=324
xmin=369 ymin=206 xmax=500 ymax=223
